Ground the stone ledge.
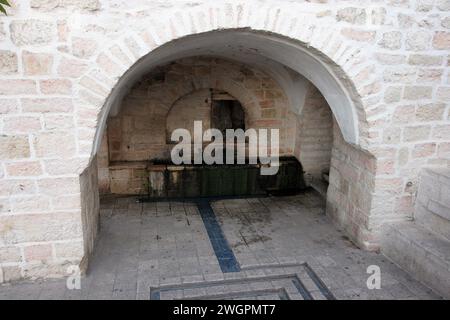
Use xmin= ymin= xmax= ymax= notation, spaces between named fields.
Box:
xmin=381 ymin=221 xmax=450 ymax=299
xmin=415 ymin=203 xmax=450 ymax=242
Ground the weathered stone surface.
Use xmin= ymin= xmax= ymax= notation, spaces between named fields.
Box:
xmin=38 ymin=177 xmax=80 ymax=196
xmin=408 ymin=54 xmax=443 ymax=66
xmin=0 ymin=51 xmax=18 ymax=74
xmin=1 ymin=266 xmax=22 ymax=282
xmin=0 ymin=0 xmax=448 ymax=289
xmin=72 ymin=37 xmax=97 ymax=58
xmin=417 ymin=68 xmax=443 ymax=83
xmin=40 ymin=79 xmax=72 ymax=94
xmin=433 ymin=31 xmax=450 ymax=49
xmin=34 ymin=131 xmax=77 ymax=158
xmin=406 ymin=30 xmax=431 ymax=51
xmin=0 ymin=247 xmax=22 ymax=263
xmin=9 ymin=20 xmax=54 ymax=46
xmin=0 ymin=99 xmax=19 ymax=114
xmin=5 ymin=161 xmax=43 ymax=177
xmin=3 ymin=116 xmax=42 ymax=134
xmin=0 ymin=212 xmax=82 ymax=245
xmin=370 ymin=7 xmax=386 ymax=25
xmin=22 ymin=98 xmax=73 ymax=113
xmin=57 ymin=20 xmax=69 ymax=42
xmin=437 ymin=0 xmax=450 ymax=11
xmin=375 ymin=53 xmax=406 ymax=65
xmin=54 ymin=241 xmax=83 ymax=259
xmin=442 ymin=16 xmax=450 ymax=28
xmin=436 ymin=86 xmax=450 ymax=101
xmin=416 ymin=0 xmax=434 ymax=11
xmin=31 ymin=0 xmax=101 ymax=11
xmin=403 ymin=125 xmax=431 ymax=142
xmin=392 ymin=104 xmax=415 ymax=123
xmin=10 ymin=196 xmax=50 ymax=213
xmin=24 ymin=244 xmax=53 ymax=263
xmin=378 ymin=31 xmax=402 ymax=50
xmin=432 ymin=125 xmax=450 ymax=139
xmin=416 ymin=103 xmax=446 ymax=121
xmin=383 ymin=127 xmax=401 ymax=144
xmin=383 ymin=67 xmax=416 ymax=83
xmin=0 ymin=80 xmax=36 ymax=95
xmin=336 ymin=7 xmax=366 ymax=25
xmin=43 ymin=158 xmax=87 ymax=175
xmin=44 ymin=114 xmax=74 ymax=130
xmin=381 ymin=222 xmax=450 ymax=299
xmin=57 ymin=57 xmax=88 ymax=78
xmin=384 ymin=86 xmax=402 ymax=103
xmin=0 ymin=135 xmax=30 ymax=160
xmin=341 ymin=28 xmax=376 ymax=42
xmin=403 ymin=86 xmax=432 ymax=100
xmin=0 ymin=179 xmax=36 ymax=197
xmin=412 ymin=143 xmax=436 ymax=158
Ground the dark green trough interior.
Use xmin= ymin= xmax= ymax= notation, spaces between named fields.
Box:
xmin=146 ymin=157 xmax=306 ymax=199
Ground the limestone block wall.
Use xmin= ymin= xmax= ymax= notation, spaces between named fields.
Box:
xmin=0 ymin=0 xmax=450 ymax=281
xmin=166 ymin=88 xmax=212 ymax=146
xmin=295 ymin=83 xmax=334 ymax=180
xmin=97 ymin=130 xmax=110 ymax=194
xmin=327 ymin=121 xmax=378 ymax=248
xmin=415 ymin=167 xmax=450 ymax=241
xmin=105 ymin=57 xmax=295 ymax=163
xmin=99 ymin=57 xmax=338 ymax=196
xmin=79 ymin=156 xmax=100 ymax=272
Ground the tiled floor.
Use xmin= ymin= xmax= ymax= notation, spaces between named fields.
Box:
xmin=0 ymin=189 xmax=442 ymax=300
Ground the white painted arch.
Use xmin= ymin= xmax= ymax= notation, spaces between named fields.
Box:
xmin=92 ymin=29 xmax=363 ymax=157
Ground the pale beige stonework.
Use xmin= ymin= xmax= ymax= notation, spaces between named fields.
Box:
xmin=0 ymin=0 xmax=448 ymax=285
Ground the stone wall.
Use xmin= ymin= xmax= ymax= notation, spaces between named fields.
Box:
xmin=98 ymin=57 xmax=299 ymax=194
xmin=99 ymin=57 xmax=338 ymax=196
xmin=327 ymin=121 xmax=378 ymax=249
xmin=79 ymin=156 xmax=100 ymax=271
xmin=295 ymin=83 xmax=333 ymax=181
xmin=381 ymin=167 xmax=450 ymax=298
xmin=415 ymin=167 xmax=450 ymax=241
xmin=106 ymin=57 xmax=295 ymax=163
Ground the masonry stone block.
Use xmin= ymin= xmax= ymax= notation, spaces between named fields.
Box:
xmin=382 ymin=222 xmax=450 ymax=298
xmin=22 ymin=98 xmax=73 ymax=113
xmin=0 ymin=80 xmax=36 ymax=95
xmin=416 ymin=103 xmax=446 ymax=121
xmin=433 ymin=31 xmax=450 ymax=49
xmin=378 ymin=31 xmax=402 ymax=50
xmin=22 ymin=51 xmax=53 ymax=75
